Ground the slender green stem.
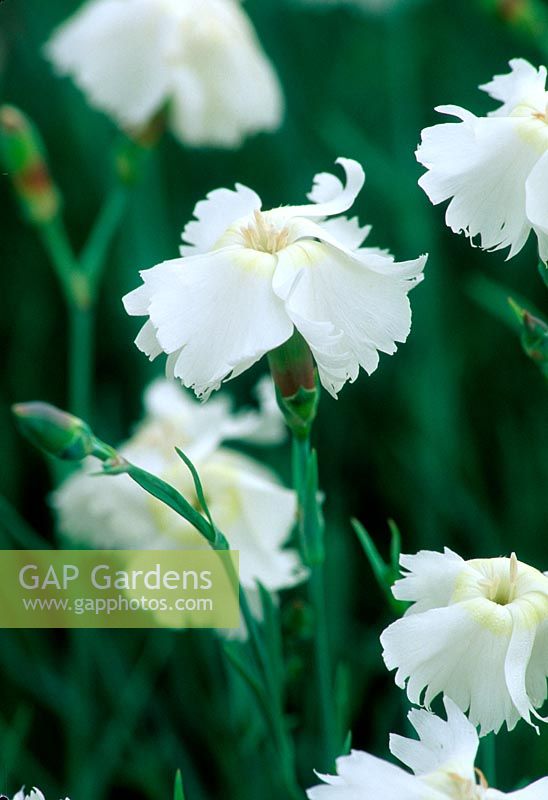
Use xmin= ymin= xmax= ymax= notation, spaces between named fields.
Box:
xmin=39 ymin=218 xmax=79 ymax=306
xmin=238 ymin=588 xmax=301 ymax=799
xmin=292 ymin=434 xmax=337 ymax=771
xmin=38 ymin=182 xmax=129 ymax=419
xmin=309 ymin=561 xmax=336 ymax=765
xmin=68 ymin=301 xmax=94 ymax=420
xmin=80 ymin=184 xmax=128 ymax=293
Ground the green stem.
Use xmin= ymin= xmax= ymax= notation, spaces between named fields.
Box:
xmin=80 ymin=184 xmax=128 ymax=293
xmin=68 ymin=301 xmax=94 ymax=420
xmin=39 ymin=218 xmax=79 ymax=306
xmin=292 ymin=434 xmax=337 ymax=771
xmin=38 ymin=182 xmax=129 ymax=419
xmin=238 ymin=588 xmax=301 ymax=799
xmin=216 ymin=533 xmax=300 ymax=798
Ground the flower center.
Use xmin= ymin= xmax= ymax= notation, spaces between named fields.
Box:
xmin=479 ymin=552 xmax=519 ymax=605
xmin=445 ymin=769 xmax=487 ymax=800
xmin=240 ymin=210 xmax=289 ymax=254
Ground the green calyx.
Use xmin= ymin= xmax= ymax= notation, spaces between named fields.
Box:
xmin=274 ymin=382 xmax=320 ymax=440
xmin=268 ymin=332 xmax=319 ymax=439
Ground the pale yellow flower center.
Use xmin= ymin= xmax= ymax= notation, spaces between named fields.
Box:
xmin=478 ymin=552 xmax=519 ymax=605
xmin=240 ymin=210 xmax=290 ymax=254
xmin=510 ymin=100 xmax=548 ymax=150
xmin=444 ymin=769 xmax=487 ymax=800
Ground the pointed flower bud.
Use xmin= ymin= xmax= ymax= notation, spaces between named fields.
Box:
xmin=268 ymin=332 xmax=319 ymax=439
xmin=509 ymin=298 xmax=548 ymax=379
xmin=0 ymin=105 xmax=60 ymax=224
xmin=12 ymin=402 xmax=111 ymax=461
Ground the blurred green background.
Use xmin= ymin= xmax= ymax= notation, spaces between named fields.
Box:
xmin=1 ymin=0 xmax=548 ymax=797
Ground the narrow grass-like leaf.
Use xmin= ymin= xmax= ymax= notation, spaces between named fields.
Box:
xmin=116 ymin=461 xmax=215 ymax=543
xmin=257 ymin=582 xmax=284 ymax=692
xmin=174 ymin=769 xmax=185 ymax=800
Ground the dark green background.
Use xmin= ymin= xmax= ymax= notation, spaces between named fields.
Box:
xmin=1 ymin=0 xmax=547 ymax=797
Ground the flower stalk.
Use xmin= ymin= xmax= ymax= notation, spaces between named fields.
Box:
xmin=270 ymin=338 xmax=336 ymax=769
xmin=12 ymin=401 xmax=302 ymax=799
xmin=1 ymin=103 xmax=147 ymax=420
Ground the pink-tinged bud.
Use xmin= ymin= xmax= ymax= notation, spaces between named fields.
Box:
xmin=0 ymin=105 xmax=60 ymax=224
xmin=268 ymin=332 xmax=319 ymax=438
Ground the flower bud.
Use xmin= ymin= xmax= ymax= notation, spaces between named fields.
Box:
xmin=509 ymin=299 xmax=548 ymax=379
xmin=0 ymin=105 xmax=60 ymax=224
xmin=268 ymin=332 xmax=319 ymax=439
xmin=481 ymin=0 xmax=533 ymax=24
xmin=12 ymin=402 xmax=102 ymax=460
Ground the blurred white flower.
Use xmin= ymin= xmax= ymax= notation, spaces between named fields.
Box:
xmin=53 ymin=378 xmax=305 ymax=596
xmin=380 ymin=548 xmax=548 ymax=736
xmin=13 ymin=790 xmax=69 ymax=800
xmin=123 ymin=157 xmax=427 ymax=398
xmin=417 ymin=58 xmax=548 ymax=260
xmin=307 ymin=697 xmax=548 ymax=799
xmin=44 ymin=0 xmax=283 ymax=148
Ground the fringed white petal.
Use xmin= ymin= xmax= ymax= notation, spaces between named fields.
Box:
xmin=306 ymin=750 xmax=445 ymax=800
xmin=45 ymin=0 xmax=172 ymax=128
xmin=389 ymin=698 xmax=478 ymax=784
xmin=480 ymin=58 xmax=548 ymax=117
xmin=272 ymin=241 xmax=426 ymax=396
xmin=271 ymin=158 xmax=365 ymax=221
xmin=181 ymin=184 xmax=262 ymax=256
xmin=418 ymin=112 xmax=540 ymax=257
xmin=133 ymin=250 xmax=292 ymax=398
xmin=393 ymin=547 xmax=465 ymax=615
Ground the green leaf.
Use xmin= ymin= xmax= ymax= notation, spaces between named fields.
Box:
xmin=174 ymin=770 xmax=185 ymax=800
xmin=334 ymin=662 xmax=352 ymax=751
xmin=352 ymin=518 xmax=388 ymax=586
xmin=341 ymin=730 xmax=352 ymax=756
xmin=174 ymin=447 xmax=219 ymax=542
xmin=223 ymin=640 xmax=268 ymax=711
xmin=351 ymin=519 xmax=405 ymax=615
xmin=257 ymin=582 xmax=284 ymax=692
xmin=538 ymin=261 xmax=548 ymax=291
xmin=388 ymin=519 xmax=402 ymax=572
xmin=117 ymin=461 xmax=216 ymax=543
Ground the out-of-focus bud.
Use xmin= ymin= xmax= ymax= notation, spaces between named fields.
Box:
xmin=12 ymin=402 xmax=112 ymax=461
xmin=268 ymin=332 xmax=319 ymax=439
xmin=481 ymin=0 xmax=544 ymax=37
xmin=509 ymin=299 xmax=548 ymax=380
xmin=0 ymin=105 xmax=61 ymax=224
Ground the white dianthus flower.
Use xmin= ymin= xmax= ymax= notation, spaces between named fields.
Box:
xmin=13 ymin=790 xmax=70 ymax=800
xmin=380 ymin=548 xmax=548 ymax=736
xmin=307 ymin=697 xmax=548 ymax=799
xmin=123 ymin=157 xmax=427 ymax=399
xmin=44 ymin=0 xmax=283 ymax=148
xmin=53 ymin=378 xmax=305 ymax=595
xmin=417 ymin=58 xmax=548 ymax=260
